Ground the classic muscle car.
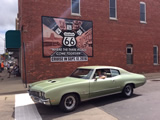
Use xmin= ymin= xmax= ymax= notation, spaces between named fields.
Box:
xmin=28 ymin=66 xmax=146 ymax=112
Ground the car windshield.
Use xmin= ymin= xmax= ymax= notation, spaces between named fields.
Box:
xmin=70 ymin=69 xmax=94 ymax=79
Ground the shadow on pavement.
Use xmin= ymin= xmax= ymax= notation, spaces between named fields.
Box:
xmin=36 ymin=93 xmax=141 ymax=120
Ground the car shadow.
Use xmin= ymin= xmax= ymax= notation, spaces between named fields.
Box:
xmin=36 ymin=93 xmax=142 ymax=120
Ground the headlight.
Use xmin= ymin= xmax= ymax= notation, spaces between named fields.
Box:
xmin=39 ymin=91 xmax=45 ymax=99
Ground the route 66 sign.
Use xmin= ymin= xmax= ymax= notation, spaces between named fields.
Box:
xmin=63 ymin=37 xmax=77 ymax=47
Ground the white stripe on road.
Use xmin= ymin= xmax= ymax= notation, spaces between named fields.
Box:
xmin=15 ymin=93 xmax=42 ymax=120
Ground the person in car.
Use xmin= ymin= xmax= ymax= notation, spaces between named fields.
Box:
xmin=96 ymin=70 xmax=106 ymax=79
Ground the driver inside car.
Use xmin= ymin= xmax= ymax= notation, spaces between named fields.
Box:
xmin=96 ymin=70 xmax=106 ymax=79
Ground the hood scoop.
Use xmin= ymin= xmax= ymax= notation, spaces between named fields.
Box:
xmin=48 ymin=80 xmax=56 ymax=83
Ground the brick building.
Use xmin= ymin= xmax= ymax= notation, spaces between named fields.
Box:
xmin=17 ymin=0 xmax=160 ymax=83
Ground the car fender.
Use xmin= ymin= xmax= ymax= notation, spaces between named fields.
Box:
xmin=45 ymin=81 xmax=89 ymax=105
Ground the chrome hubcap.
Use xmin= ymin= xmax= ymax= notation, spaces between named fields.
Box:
xmin=125 ymin=86 xmax=132 ymax=96
xmin=64 ymin=96 xmax=76 ymax=110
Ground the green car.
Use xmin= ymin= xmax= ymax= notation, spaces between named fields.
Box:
xmin=28 ymin=66 xmax=146 ymax=112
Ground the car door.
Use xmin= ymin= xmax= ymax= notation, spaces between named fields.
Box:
xmin=89 ymin=69 xmax=120 ymax=98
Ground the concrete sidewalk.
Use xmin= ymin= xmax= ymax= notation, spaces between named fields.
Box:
xmin=0 ymin=70 xmax=27 ymax=120
xmin=143 ymin=72 xmax=160 ymax=80
xmin=0 ymin=70 xmax=27 ymax=95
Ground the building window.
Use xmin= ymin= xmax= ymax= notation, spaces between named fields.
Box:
xmin=140 ymin=2 xmax=146 ymax=23
xmin=109 ymin=0 xmax=117 ymax=20
xmin=71 ymin=0 xmax=80 ymax=16
xmin=126 ymin=44 xmax=133 ymax=64
xmin=153 ymin=46 xmax=158 ymax=65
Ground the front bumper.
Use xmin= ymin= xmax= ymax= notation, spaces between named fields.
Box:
xmin=30 ymin=95 xmax=51 ymax=105
xmin=28 ymin=90 xmax=51 ymax=105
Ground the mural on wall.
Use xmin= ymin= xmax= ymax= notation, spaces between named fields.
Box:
xmin=42 ymin=16 xmax=93 ymax=62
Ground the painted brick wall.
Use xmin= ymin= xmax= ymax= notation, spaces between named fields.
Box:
xmin=18 ymin=0 xmax=160 ymax=83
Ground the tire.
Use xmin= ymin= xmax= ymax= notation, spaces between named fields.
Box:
xmin=59 ymin=94 xmax=79 ymax=112
xmin=122 ymin=84 xmax=133 ymax=97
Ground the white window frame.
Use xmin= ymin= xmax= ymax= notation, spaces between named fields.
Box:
xmin=71 ymin=0 xmax=81 ymax=16
xmin=140 ymin=2 xmax=147 ymax=24
xmin=153 ymin=45 xmax=159 ymax=65
xmin=109 ymin=0 xmax=117 ymax=20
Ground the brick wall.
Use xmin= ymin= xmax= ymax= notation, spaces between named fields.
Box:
xmin=18 ymin=0 xmax=160 ymax=83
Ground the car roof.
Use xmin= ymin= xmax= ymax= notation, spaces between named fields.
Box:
xmin=78 ymin=66 xmax=129 ymax=73
xmin=78 ymin=66 xmax=121 ymax=70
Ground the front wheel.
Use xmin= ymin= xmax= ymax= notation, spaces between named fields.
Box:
xmin=122 ymin=84 xmax=133 ymax=97
xmin=59 ymin=94 xmax=79 ymax=112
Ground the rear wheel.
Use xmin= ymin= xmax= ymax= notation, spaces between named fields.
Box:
xmin=122 ymin=84 xmax=133 ymax=97
xmin=59 ymin=94 xmax=79 ymax=112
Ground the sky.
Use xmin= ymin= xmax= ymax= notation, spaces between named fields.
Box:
xmin=0 ymin=0 xmax=18 ymax=54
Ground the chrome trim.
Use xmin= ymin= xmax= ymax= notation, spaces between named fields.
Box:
xmin=28 ymin=90 xmax=50 ymax=105
xmin=81 ymin=91 xmax=89 ymax=95
xmin=91 ymin=87 xmax=121 ymax=94
xmin=81 ymin=91 xmax=121 ymax=102
xmin=31 ymin=95 xmax=51 ymax=105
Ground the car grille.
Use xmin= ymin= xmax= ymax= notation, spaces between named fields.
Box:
xmin=29 ymin=91 xmax=39 ymax=97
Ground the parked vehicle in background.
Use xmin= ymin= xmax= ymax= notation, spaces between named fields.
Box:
xmin=28 ymin=66 xmax=146 ymax=112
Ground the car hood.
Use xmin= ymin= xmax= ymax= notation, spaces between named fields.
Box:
xmin=29 ymin=77 xmax=85 ymax=92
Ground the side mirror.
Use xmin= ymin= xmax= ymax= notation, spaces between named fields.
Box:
xmin=95 ymin=76 xmax=99 ymax=81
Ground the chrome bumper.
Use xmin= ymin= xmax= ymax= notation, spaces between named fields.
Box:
xmin=28 ymin=90 xmax=51 ymax=105
xmin=30 ymin=95 xmax=51 ymax=105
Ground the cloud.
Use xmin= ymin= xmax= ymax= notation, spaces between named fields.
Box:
xmin=0 ymin=37 xmax=5 ymax=54
xmin=0 ymin=0 xmax=18 ymax=54
xmin=0 ymin=0 xmax=18 ymax=28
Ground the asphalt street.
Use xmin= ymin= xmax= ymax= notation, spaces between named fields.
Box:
xmin=92 ymin=79 xmax=160 ymax=120
xmin=36 ymin=77 xmax=160 ymax=120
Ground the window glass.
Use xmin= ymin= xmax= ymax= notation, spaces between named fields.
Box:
xmin=127 ymin=48 xmax=132 ymax=54
xmin=140 ymin=4 xmax=145 ymax=13
xmin=153 ymin=47 xmax=158 ymax=54
xmin=110 ymin=0 xmax=116 ymax=18
xmin=140 ymin=2 xmax=146 ymax=22
xmin=110 ymin=69 xmax=120 ymax=77
xmin=93 ymin=69 xmax=111 ymax=79
xmin=72 ymin=0 xmax=80 ymax=14
xmin=110 ymin=0 xmax=115 ymax=8
xmin=70 ymin=68 xmax=93 ymax=79
xmin=110 ymin=8 xmax=116 ymax=18
xmin=153 ymin=46 xmax=158 ymax=64
xmin=126 ymin=44 xmax=133 ymax=64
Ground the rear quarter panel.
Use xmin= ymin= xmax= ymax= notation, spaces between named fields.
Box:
xmin=118 ymin=73 xmax=146 ymax=89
